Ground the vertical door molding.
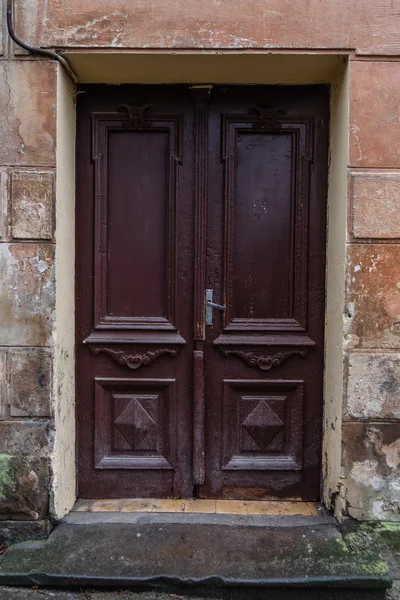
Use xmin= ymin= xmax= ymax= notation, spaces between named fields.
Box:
xmin=191 ymin=86 xmax=212 ymax=341
xmin=191 ymin=85 xmax=212 ymax=485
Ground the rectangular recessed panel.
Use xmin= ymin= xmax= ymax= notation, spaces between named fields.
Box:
xmin=223 ymin=379 xmax=303 ymax=471
xmin=107 ymin=130 xmax=168 ymax=318
xmin=234 ymin=133 xmax=294 ymax=320
xmin=94 ymin=378 xmax=175 ymax=470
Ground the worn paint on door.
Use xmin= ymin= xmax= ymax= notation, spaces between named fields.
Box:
xmin=76 ymin=85 xmax=329 ymax=500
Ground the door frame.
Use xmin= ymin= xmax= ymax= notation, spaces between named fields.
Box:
xmin=51 ymin=53 xmax=349 ymax=518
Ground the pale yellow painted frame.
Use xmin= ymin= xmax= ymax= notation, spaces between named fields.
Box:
xmin=52 ymin=53 xmax=349 ymax=518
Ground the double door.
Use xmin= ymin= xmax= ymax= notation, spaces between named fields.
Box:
xmin=76 ymin=85 xmax=329 ymax=500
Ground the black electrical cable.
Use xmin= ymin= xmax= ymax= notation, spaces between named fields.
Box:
xmin=6 ymin=0 xmax=77 ymax=83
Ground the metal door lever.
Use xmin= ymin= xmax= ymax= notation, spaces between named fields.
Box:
xmin=206 ymin=289 xmax=226 ymax=326
xmin=206 ymin=300 xmax=226 ymax=310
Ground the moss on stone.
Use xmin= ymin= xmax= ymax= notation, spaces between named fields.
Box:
xmin=378 ymin=523 xmax=400 ymax=534
xmin=376 ymin=523 xmax=400 ymax=554
xmin=359 ymin=560 xmax=390 ymax=577
xmin=0 ymin=455 xmax=14 ymax=500
xmin=0 ymin=454 xmax=49 ymax=519
xmin=334 ymin=537 xmax=350 ymax=552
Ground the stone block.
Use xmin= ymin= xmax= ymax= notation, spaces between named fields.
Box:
xmin=343 ymin=423 xmax=400 ymax=521
xmin=0 ymin=244 xmax=54 ymax=346
xmin=0 ymin=349 xmax=6 ymax=420
xmin=0 ymin=454 xmax=49 ymax=520
xmin=350 ymin=62 xmax=400 ymax=168
xmin=345 ymin=244 xmax=400 ymax=349
xmin=0 ymin=421 xmax=50 ymax=520
xmin=350 ymin=172 xmax=400 ymax=239
xmin=0 ymin=520 xmax=52 ymax=549
xmin=347 ymin=352 xmax=400 ymax=420
xmin=14 ymin=0 xmax=400 ymax=55
xmin=9 ymin=349 xmax=52 ymax=417
xmin=0 ymin=421 xmax=49 ymax=456
xmin=11 ymin=171 xmax=54 ymax=240
xmin=0 ymin=61 xmax=56 ymax=167
xmin=0 ymin=168 xmax=8 ymax=240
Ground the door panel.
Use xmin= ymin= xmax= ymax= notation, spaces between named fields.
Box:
xmin=76 ymin=86 xmax=195 ymax=498
xmin=234 ymin=132 xmax=294 ymax=320
xmin=107 ymin=130 xmax=169 ymax=318
xmin=222 ymin=379 xmax=304 ymax=472
xmin=94 ymin=378 xmax=177 ymax=471
xmin=202 ymin=87 xmax=328 ymax=499
xmin=76 ymin=85 xmax=329 ymax=501
xmin=218 ymin=98 xmax=314 ymax=336
xmin=91 ymin=105 xmax=183 ymax=331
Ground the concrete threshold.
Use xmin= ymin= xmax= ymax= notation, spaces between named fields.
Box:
xmin=0 ymin=514 xmax=392 ymax=599
xmin=65 ymin=511 xmax=333 ymax=527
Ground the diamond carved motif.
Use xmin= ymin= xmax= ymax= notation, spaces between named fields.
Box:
xmin=115 ymin=397 xmax=157 ymax=450
xmin=243 ymin=400 xmax=284 ymax=450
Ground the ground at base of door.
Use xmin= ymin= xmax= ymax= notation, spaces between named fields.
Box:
xmin=0 ymin=515 xmax=397 ymax=599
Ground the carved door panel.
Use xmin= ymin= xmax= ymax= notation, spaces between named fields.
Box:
xmin=76 ymin=85 xmax=328 ymax=500
xmin=76 ymin=86 xmax=196 ymax=498
xmin=200 ymin=87 xmax=329 ymax=500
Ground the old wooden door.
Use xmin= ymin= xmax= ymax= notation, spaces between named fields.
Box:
xmin=76 ymin=85 xmax=329 ymax=500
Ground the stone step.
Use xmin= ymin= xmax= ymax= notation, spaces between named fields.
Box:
xmin=0 ymin=514 xmax=392 ymax=599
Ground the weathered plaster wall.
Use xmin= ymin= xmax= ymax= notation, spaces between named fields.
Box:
xmin=0 ymin=1 xmax=58 ymax=541
xmin=13 ymin=0 xmax=400 ymax=55
xmin=0 ymin=34 xmax=57 ymax=536
xmin=342 ymin=60 xmax=400 ymax=520
xmin=0 ymin=0 xmax=399 ymax=528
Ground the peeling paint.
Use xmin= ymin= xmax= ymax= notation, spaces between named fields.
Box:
xmin=0 ymin=244 xmax=55 ymax=346
xmin=344 ymin=424 xmax=400 ymax=521
xmin=0 ymin=62 xmax=56 ymax=166
xmin=350 ymin=460 xmax=385 ymax=492
xmin=347 ymin=353 xmax=400 ymax=420
xmin=346 ymin=245 xmax=400 ymax=349
xmin=13 ymin=0 xmax=400 ymax=54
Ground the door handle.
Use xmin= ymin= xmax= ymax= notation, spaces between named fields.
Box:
xmin=206 ymin=289 xmax=226 ymax=326
xmin=206 ymin=301 xmax=226 ymax=310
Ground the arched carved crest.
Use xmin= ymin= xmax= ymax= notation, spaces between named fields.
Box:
xmin=222 ymin=349 xmax=307 ymax=371
xmin=91 ymin=347 xmax=177 ymax=370
xmin=248 ymin=102 xmax=287 ymax=131
xmin=117 ymin=100 xmax=155 ymax=129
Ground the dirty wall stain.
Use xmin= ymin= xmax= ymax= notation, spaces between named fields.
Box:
xmin=0 ymin=244 xmax=55 ymax=347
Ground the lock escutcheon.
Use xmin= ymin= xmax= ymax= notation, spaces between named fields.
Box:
xmin=205 ymin=289 xmax=226 ymax=326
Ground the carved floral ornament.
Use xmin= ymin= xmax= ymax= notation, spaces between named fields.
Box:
xmin=117 ymin=100 xmax=155 ymax=129
xmin=222 ymin=349 xmax=307 ymax=371
xmin=90 ymin=347 xmax=177 ymax=370
xmin=248 ymin=102 xmax=287 ymax=131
